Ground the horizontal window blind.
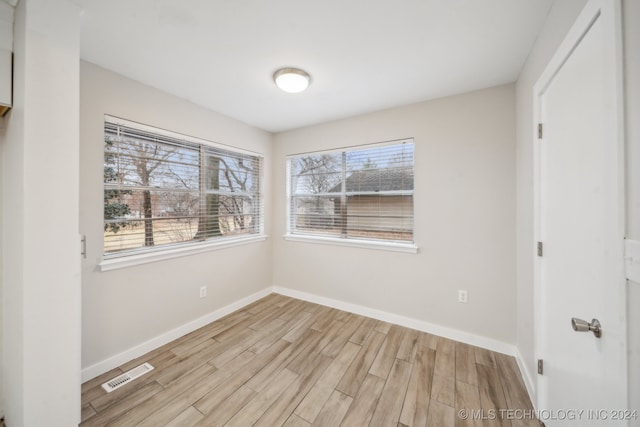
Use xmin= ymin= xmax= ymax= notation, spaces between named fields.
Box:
xmin=287 ymin=139 xmax=414 ymax=243
xmin=104 ymin=118 xmax=263 ymax=257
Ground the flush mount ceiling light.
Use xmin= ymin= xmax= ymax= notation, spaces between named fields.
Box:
xmin=273 ymin=68 xmax=311 ymax=93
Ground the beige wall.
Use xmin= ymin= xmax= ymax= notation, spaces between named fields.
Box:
xmin=514 ymin=0 xmax=587 ymax=399
xmin=80 ymin=62 xmax=273 ymax=371
xmin=273 ymin=84 xmax=516 ymax=346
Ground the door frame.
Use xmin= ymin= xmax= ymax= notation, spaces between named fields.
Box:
xmin=532 ymin=0 xmax=627 ymax=411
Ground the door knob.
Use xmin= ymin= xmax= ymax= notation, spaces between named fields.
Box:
xmin=571 ymin=317 xmax=602 ymax=338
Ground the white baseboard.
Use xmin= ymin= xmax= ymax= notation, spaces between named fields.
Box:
xmin=81 ymin=287 xmax=273 ymax=382
xmin=514 ymin=346 xmax=537 ymax=409
xmin=273 ymin=286 xmax=517 ymax=356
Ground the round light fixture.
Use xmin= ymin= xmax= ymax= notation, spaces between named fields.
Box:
xmin=273 ymin=68 xmax=311 ymax=93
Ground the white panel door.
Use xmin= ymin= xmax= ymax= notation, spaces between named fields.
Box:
xmin=535 ymin=1 xmax=627 ymax=425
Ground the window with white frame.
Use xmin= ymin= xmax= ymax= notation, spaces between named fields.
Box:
xmin=286 ymin=139 xmax=414 ymax=244
xmin=103 ymin=116 xmax=263 ymax=258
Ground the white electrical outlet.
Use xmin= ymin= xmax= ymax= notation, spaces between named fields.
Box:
xmin=458 ymin=290 xmax=468 ymax=304
xmin=200 ymin=286 xmax=207 ymax=298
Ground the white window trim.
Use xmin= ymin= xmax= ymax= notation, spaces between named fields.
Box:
xmin=283 ymin=233 xmax=418 ymax=254
xmin=100 ymin=232 xmax=268 ymax=272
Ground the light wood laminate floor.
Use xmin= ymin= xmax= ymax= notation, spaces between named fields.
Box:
xmin=81 ymin=294 xmax=539 ymax=426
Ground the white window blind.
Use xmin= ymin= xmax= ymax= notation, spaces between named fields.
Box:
xmin=103 ymin=117 xmax=263 ymax=257
xmin=287 ymin=139 xmax=414 ymax=243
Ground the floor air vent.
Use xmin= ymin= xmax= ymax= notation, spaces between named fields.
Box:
xmin=101 ymin=363 xmax=154 ymax=393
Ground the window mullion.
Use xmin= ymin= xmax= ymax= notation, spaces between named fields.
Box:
xmin=198 ymin=145 xmax=206 ymax=242
xmin=340 ymin=151 xmax=347 ymax=238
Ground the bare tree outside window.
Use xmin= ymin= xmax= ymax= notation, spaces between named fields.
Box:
xmin=218 ymin=156 xmax=257 ymax=232
xmin=195 ymin=154 xmax=221 ymax=239
xmin=129 ymin=140 xmax=178 ymax=246
xmin=294 ymin=155 xmax=341 ymax=194
xmin=289 ymin=154 xmax=341 ymax=230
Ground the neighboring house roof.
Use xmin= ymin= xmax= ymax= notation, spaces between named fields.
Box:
xmin=329 ymin=168 xmax=414 ymax=193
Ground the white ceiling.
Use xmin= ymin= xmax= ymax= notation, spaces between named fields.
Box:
xmin=77 ymin=0 xmax=553 ymax=133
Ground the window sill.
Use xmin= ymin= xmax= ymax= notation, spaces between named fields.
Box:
xmin=283 ymin=234 xmax=418 ymax=254
xmin=100 ymin=234 xmax=268 ymax=271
